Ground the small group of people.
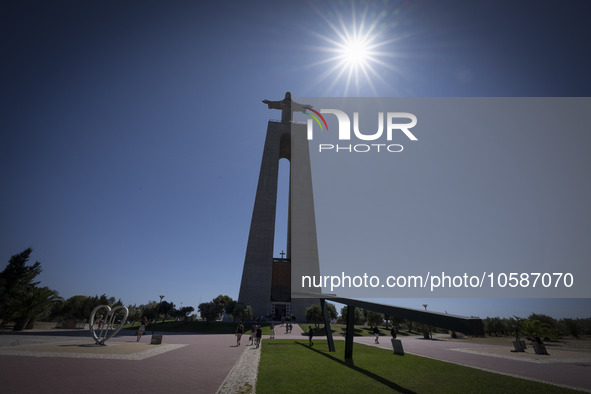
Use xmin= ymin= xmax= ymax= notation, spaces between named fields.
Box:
xmin=373 ymin=325 xmax=397 ymax=344
xmin=235 ymin=322 xmax=263 ymax=348
xmin=249 ymin=324 xmax=262 ymax=347
xmin=280 ymin=315 xmax=296 ymax=326
xmin=235 ymin=321 xmax=283 ymax=347
xmin=234 ymin=321 xmax=398 ymax=348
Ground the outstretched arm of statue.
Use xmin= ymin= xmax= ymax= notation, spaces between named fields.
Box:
xmin=262 ymin=99 xmax=284 ymax=109
xmin=292 ymin=102 xmax=313 ymax=112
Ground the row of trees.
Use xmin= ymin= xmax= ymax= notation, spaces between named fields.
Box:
xmin=0 ymin=250 xmax=250 ymax=328
xmin=305 ymin=304 xmax=591 ymax=339
xmin=483 ymin=314 xmax=591 ymax=339
xmin=126 ymin=300 xmax=195 ymax=323
xmin=198 ymin=295 xmax=254 ymax=322
xmin=305 ymin=303 xmax=404 ymax=329
xmin=49 ymin=295 xmax=199 ymax=325
xmin=52 ymin=294 xmax=124 ymax=321
xmin=51 ymin=296 xmax=196 ymax=325
xmin=0 ymin=250 xmax=258 ymax=329
xmin=0 ymin=249 xmax=199 ymax=329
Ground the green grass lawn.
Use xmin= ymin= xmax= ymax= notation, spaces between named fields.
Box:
xmin=321 ymin=324 xmax=423 ymax=337
xmin=257 ymin=339 xmax=578 ymax=394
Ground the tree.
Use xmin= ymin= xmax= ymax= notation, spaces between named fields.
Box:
xmin=383 ymin=314 xmax=392 ymax=329
xmin=198 ymin=302 xmax=219 ymax=322
xmin=519 ymin=317 xmax=553 ymax=339
xmin=340 ymin=306 xmax=365 ymax=325
xmin=127 ymin=304 xmax=142 ymax=324
xmin=0 ymin=249 xmax=62 ymax=330
xmin=212 ymin=295 xmax=233 ymax=316
xmin=96 ymin=294 xmax=117 ymax=306
xmin=304 ymin=303 xmax=338 ymax=327
xmin=366 ymin=310 xmax=384 ymax=327
xmin=323 ymin=302 xmax=338 ymax=321
xmin=229 ymin=302 xmax=253 ymax=322
xmin=528 ymin=313 xmax=559 ymax=338
xmin=12 ymin=286 xmax=62 ymax=330
xmin=53 ymin=294 xmax=124 ymax=321
xmin=305 ymin=304 xmax=324 ymax=327
xmin=179 ymin=306 xmax=195 ymax=319
xmin=560 ymin=318 xmax=581 ymax=338
xmin=53 ymin=295 xmax=88 ymax=320
xmin=405 ymin=319 xmax=414 ymax=333
xmin=197 ymin=295 xmax=235 ymax=322
xmin=141 ymin=301 xmax=159 ymax=322
xmin=483 ymin=317 xmax=507 ymax=337
xmin=159 ymin=301 xmax=175 ymax=322
xmin=225 ymin=300 xmax=237 ymax=317
xmin=0 ymin=248 xmax=42 ymax=326
xmin=384 ymin=315 xmax=404 ymax=330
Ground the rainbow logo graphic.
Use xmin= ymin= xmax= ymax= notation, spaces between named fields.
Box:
xmin=305 ymin=108 xmax=328 ymax=131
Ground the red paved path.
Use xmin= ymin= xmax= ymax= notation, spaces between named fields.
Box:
xmin=0 ymin=332 xmax=243 ymax=394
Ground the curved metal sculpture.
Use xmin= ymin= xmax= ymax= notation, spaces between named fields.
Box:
xmin=89 ymin=305 xmax=129 ymax=345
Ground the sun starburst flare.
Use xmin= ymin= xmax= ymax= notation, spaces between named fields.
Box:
xmin=303 ymin=2 xmax=410 ymax=96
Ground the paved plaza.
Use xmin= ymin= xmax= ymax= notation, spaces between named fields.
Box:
xmin=1 ymin=326 xmax=590 ymax=393
xmin=0 ymin=329 xmax=244 ymax=394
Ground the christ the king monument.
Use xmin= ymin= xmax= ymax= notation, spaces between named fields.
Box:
xmin=238 ymin=92 xmax=321 ymax=320
xmin=237 ymin=93 xmax=484 ymax=343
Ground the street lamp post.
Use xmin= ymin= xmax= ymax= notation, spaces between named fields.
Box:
xmin=422 ymin=304 xmax=432 ymax=339
xmin=159 ymin=295 xmax=165 ymax=322
xmin=154 ymin=295 xmax=165 ymax=334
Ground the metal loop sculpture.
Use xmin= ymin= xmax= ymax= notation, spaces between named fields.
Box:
xmin=89 ymin=305 xmax=129 ymax=345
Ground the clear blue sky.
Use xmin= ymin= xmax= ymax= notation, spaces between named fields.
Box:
xmin=1 ymin=1 xmax=590 ymax=318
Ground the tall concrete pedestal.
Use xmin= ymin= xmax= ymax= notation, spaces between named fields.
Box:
xmin=238 ymin=119 xmax=320 ymax=321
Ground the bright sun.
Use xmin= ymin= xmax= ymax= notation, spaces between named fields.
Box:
xmin=305 ymin=2 xmax=407 ymax=95
xmin=320 ymin=25 xmax=391 ymax=95
xmin=341 ymin=37 xmax=370 ymax=68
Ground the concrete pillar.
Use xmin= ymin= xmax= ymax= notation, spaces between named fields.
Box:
xmin=238 ymin=120 xmax=320 ymax=320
